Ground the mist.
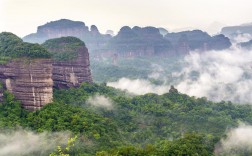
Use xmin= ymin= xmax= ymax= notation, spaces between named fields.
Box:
xmin=87 ymin=94 xmax=114 ymax=110
xmin=215 ymin=124 xmax=252 ymax=155
xmin=176 ymin=47 xmax=252 ymax=104
xmin=107 ymin=47 xmax=252 ymax=104
xmin=107 ymin=78 xmax=169 ymax=95
xmin=0 ymin=129 xmax=70 ymax=156
xmin=232 ymin=33 xmax=252 ymax=43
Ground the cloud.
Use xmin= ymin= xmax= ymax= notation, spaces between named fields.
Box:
xmin=215 ymin=124 xmax=252 ymax=155
xmin=0 ymin=129 xmax=69 ymax=156
xmin=108 ymin=47 xmax=252 ymax=104
xmin=87 ymin=94 xmax=114 ymax=110
xmin=233 ymin=33 xmax=252 ymax=43
xmin=107 ymin=78 xmax=169 ymax=95
xmin=148 ymin=63 xmax=165 ymax=80
xmin=175 ymin=47 xmax=252 ymax=104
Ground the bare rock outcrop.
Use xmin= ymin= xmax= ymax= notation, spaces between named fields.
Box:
xmin=0 ymin=33 xmax=93 ymax=111
xmin=0 ymin=32 xmax=53 ymax=111
xmin=0 ymin=59 xmax=53 ymax=111
xmin=42 ymin=37 xmax=92 ymax=89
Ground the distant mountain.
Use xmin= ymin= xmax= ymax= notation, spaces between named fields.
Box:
xmin=23 ymin=19 xmax=111 ymax=51
xmin=107 ymin=26 xmax=173 ymax=56
xmin=158 ymin=27 xmax=169 ymax=36
xmin=165 ymin=30 xmax=231 ymax=53
xmin=239 ymin=40 xmax=252 ymax=49
xmin=23 ymin=19 xmax=232 ymax=57
xmin=221 ymin=24 xmax=252 ymax=37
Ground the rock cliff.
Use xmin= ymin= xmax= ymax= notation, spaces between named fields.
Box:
xmin=42 ymin=37 xmax=92 ymax=89
xmin=0 ymin=59 xmax=53 ymax=111
xmin=0 ymin=32 xmax=53 ymax=111
xmin=23 ymin=19 xmax=111 ymax=52
xmin=108 ymin=26 xmax=173 ymax=57
xmin=23 ymin=19 xmax=232 ymax=58
xmin=0 ymin=33 xmax=92 ymax=111
xmin=165 ymin=30 xmax=232 ymax=53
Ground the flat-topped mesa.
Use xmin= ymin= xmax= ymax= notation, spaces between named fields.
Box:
xmin=165 ymin=30 xmax=232 ymax=54
xmin=23 ymin=19 xmax=89 ymax=44
xmin=0 ymin=32 xmax=53 ymax=111
xmin=42 ymin=37 xmax=92 ymax=89
xmin=23 ymin=19 xmax=111 ymax=52
xmin=109 ymin=26 xmax=173 ymax=57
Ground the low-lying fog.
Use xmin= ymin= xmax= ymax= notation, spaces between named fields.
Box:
xmin=107 ymin=47 xmax=252 ymax=104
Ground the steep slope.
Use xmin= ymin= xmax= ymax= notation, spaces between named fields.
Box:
xmin=23 ymin=19 xmax=111 ymax=51
xmin=0 ymin=32 xmax=53 ymax=111
xmin=165 ymin=30 xmax=231 ymax=53
xmin=42 ymin=37 xmax=92 ymax=89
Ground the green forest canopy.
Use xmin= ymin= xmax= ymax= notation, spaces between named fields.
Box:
xmin=42 ymin=36 xmax=86 ymax=61
xmin=1 ymin=83 xmax=252 ymax=155
xmin=0 ymin=32 xmax=51 ymax=62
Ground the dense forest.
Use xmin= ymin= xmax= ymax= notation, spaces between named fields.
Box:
xmin=0 ymin=31 xmax=251 ymax=156
xmin=42 ymin=37 xmax=86 ymax=61
xmin=0 ymin=32 xmax=51 ymax=64
xmin=1 ymin=82 xmax=252 ymax=155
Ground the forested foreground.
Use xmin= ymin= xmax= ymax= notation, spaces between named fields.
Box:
xmin=1 ymin=83 xmax=252 ymax=155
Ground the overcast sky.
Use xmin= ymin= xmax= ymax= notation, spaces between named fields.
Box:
xmin=1 ymin=0 xmax=252 ymax=37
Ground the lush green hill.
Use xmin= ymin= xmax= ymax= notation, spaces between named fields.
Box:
xmin=42 ymin=36 xmax=86 ymax=61
xmin=0 ymin=32 xmax=51 ymax=64
xmin=1 ymin=83 xmax=252 ymax=155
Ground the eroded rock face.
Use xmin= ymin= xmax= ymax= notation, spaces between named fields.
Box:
xmin=109 ymin=26 xmax=173 ymax=57
xmin=0 ymin=59 xmax=53 ymax=111
xmin=42 ymin=37 xmax=92 ymax=89
xmin=23 ymin=19 xmax=112 ymax=53
xmin=165 ymin=30 xmax=232 ymax=53
xmin=52 ymin=46 xmax=92 ymax=88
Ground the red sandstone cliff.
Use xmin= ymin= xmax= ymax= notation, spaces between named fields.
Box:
xmin=0 ymin=59 xmax=53 ymax=111
xmin=52 ymin=46 xmax=92 ymax=88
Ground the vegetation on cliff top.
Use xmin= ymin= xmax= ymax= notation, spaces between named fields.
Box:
xmin=38 ymin=19 xmax=86 ymax=30
xmin=42 ymin=36 xmax=86 ymax=61
xmin=0 ymin=32 xmax=51 ymax=63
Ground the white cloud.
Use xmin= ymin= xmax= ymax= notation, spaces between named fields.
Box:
xmin=0 ymin=130 xmax=69 ymax=156
xmin=175 ymin=47 xmax=252 ymax=104
xmin=107 ymin=78 xmax=169 ymax=95
xmin=87 ymin=94 xmax=114 ymax=110
xmin=148 ymin=63 xmax=165 ymax=80
xmin=233 ymin=33 xmax=252 ymax=43
xmin=215 ymin=124 xmax=252 ymax=155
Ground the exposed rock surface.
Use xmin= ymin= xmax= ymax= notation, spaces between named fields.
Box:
xmin=221 ymin=24 xmax=252 ymax=37
xmin=42 ymin=37 xmax=92 ymax=89
xmin=165 ymin=30 xmax=232 ymax=53
xmin=23 ymin=19 xmax=232 ymax=58
xmin=0 ymin=59 xmax=53 ymax=111
xmin=0 ymin=33 xmax=92 ymax=111
xmin=23 ymin=19 xmax=111 ymax=52
xmin=0 ymin=32 xmax=53 ymax=111
xmin=108 ymin=26 xmax=173 ymax=57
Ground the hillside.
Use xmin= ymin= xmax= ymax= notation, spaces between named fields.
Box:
xmin=0 ymin=32 xmax=51 ymax=63
xmin=1 ymin=83 xmax=252 ymax=155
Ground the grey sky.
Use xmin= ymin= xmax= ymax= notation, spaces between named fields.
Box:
xmin=1 ymin=0 xmax=252 ymax=37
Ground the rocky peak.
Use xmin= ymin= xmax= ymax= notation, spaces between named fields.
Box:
xmin=0 ymin=32 xmax=53 ymax=111
xmin=91 ymin=25 xmax=99 ymax=32
xmin=169 ymin=85 xmax=178 ymax=94
xmin=0 ymin=33 xmax=93 ymax=111
xmin=165 ymin=30 xmax=231 ymax=52
xmin=42 ymin=37 xmax=92 ymax=89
